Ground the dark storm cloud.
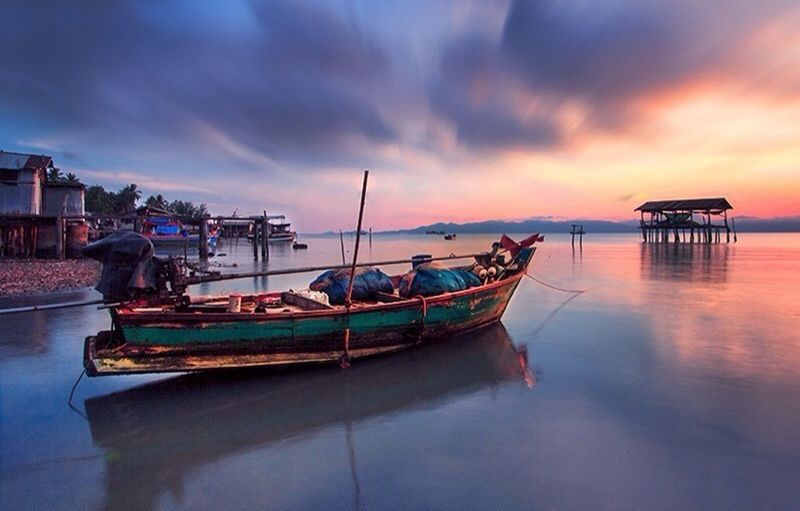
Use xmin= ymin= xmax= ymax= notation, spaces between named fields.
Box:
xmin=0 ymin=0 xmax=395 ymax=164
xmin=428 ymin=0 xmax=767 ymax=151
xmin=429 ymin=34 xmax=562 ymax=150
xmin=429 ymin=80 xmax=560 ymax=149
xmin=500 ymin=0 xmax=693 ymax=99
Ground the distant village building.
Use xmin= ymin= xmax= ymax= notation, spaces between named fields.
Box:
xmin=0 ymin=151 xmax=53 ymax=215
xmin=44 ymin=182 xmax=86 ymax=216
xmin=1 ymin=150 xmax=88 ymax=258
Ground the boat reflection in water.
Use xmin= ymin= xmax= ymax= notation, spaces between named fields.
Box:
xmin=85 ymin=324 xmax=533 ymax=510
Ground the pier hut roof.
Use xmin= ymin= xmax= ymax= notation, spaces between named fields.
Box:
xmin=0 ymin=151 xmax=53 ymax=171
xmin=635 ymin=198 xmax=733 ymax=213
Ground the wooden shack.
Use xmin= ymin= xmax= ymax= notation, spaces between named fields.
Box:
xmin=635 ymin=198 xmax=734 ymax=243
xmin=44 ymin=182 xmax=85 ymax=216
xmin=0 ymin=151 xmax=51 ymax=215
xmin=1 ymin=151 xmax=88 ymax=258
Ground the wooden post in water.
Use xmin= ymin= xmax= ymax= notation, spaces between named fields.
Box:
xmin=260 ymin=217 xmax=267 ymax=260
xmin=339 ymin=229 xmax=346 ymax=265
xmin=724 ymin=210 xmax=730 ymax=243
xmin=369 ymin=227 xmax=372 ymax=249
xmin=262 ymin=209 xmax=269 ymax=261
xmin=199 ymin=216 xmax=209 ymax=261
xmin=341 ymin=170 xmax=369 ymax=368
xmin=252 ymin=221 xmax=259 ymax=260
xmin=732 ymin=217 xmax=738 ymax=243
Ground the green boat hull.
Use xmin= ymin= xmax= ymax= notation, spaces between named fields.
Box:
xmin=85 ymin=248 xmax=535 ymax=375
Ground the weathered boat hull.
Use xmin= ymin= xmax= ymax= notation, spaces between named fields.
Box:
xmin=268 ymin=232 xmax=296 ymax=242
xmin=85 ymin=276 xmax=523 ymax=376
xmin=84 ymin=247 xmax=535 ymax=376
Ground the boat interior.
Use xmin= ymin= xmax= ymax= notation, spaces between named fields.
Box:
xmin=125 ymin=256 xmax=528 ymax=316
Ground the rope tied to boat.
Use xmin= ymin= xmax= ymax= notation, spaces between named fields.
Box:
xmin=413 ymin=295 xmax=428 ymax=342
xmin=524 ymin=272 xmax=587 ymax=294
xmin=340 ymin=309 xmax=352 ymax=369
xmin=67 ymin=367 xmax=88 ymax=420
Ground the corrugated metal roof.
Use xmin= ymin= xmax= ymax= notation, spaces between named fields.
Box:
xmin=0 ymin=151 xmax=53 ymax=171
xmin=635 ymin=198 xmax=733 ymax=212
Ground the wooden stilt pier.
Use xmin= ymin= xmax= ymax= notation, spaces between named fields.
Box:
xmin=635 ymin=198 xmax=735 ymax=244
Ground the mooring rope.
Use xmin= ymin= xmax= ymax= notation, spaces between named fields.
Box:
xmin=524 ymin=273 xmax=587 ymax=294
xmin=67 ymin=368 xmax=88 ymax=420
xmin=414 ymin=295 xmax=428 ymax=342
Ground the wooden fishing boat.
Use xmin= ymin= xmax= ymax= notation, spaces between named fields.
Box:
xmin=83 ymin=242 xmax=537 ymax=376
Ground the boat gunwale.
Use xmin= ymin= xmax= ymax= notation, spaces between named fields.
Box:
xmin=115 ymin=268 xmax=527 ymax=324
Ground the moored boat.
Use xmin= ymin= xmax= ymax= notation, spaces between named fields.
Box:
xmin=267 ymin=215 xmax=296 ymax=242
xmin=142 ymin=217 xmax=218 ymax=250
xmin=83 ymin=235 xmax=541 ymax=376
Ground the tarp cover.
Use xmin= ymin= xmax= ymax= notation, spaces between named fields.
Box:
xmin=154 ymin=224 xmax=181 ymax=235
xmin=309 ymin=267 xmax=394 ymax=305
xmin=399 ymin=264 xmax=482 ymax=298
xmin=82 ymin=231 xmax=162 ymax=301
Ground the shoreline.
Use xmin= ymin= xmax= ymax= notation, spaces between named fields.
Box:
xmin=0 ymin=259 xmax=100 ymax=299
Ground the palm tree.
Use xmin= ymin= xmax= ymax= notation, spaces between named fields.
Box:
xmin=85 ymin=185 xmax=114 ymax=214
xmin=47 ymin=167 xmax=64 ymax=183
xmin=64 ymin=172 xmax=81 ymax=184
xmin=113 ymin=184 xmax=142 ymax=214
xmin=144 ymin=194 xmax=168 ymax=210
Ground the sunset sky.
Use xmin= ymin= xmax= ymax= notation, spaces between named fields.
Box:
xmin=1 ymin=0 xmax=799 ymax=231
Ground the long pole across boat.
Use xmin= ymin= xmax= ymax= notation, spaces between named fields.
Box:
xmin=180 ymin=253 xmax=482 ymax=286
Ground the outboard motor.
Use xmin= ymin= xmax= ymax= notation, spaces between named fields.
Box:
xmin=82 ymin=232 xmax=165 ymax=301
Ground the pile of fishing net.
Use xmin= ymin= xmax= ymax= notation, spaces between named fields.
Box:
xmin=398 ymin=263 xmax=482 ymax=298
xmin=309 ymin=267 xmax=394 ymax=305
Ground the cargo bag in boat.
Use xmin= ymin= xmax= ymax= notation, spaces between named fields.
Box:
xmin=309 ymin=267 xmax=394 ymax=305
xmin=398 ymin=264 xmax=482 ymax=298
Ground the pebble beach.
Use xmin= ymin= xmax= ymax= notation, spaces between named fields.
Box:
xmin=0 ymin=259 xmax=100 ymax=298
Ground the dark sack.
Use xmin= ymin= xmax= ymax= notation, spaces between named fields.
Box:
xmin=82 ymin=231 xmax=161 ymax=301
xmin=309 ymin=267 xmax=394 ymax=305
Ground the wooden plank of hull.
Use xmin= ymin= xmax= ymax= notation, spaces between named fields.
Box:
xmin=85 ymin=335 xmax=414 ymax=375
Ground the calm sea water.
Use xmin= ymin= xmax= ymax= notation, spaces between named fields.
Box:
xmin=1 ymin=233 xmax=799 ymax=510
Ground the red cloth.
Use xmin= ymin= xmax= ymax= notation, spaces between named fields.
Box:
xmin=500 ymin=234 xmax=544 ymax=256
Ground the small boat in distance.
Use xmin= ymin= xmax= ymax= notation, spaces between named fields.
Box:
xmin=83 ymin=234 xmax=542 ymax=376
xmin=142 ymin=217 xmax=218 ymax=250
xmin=267 ymin=215 xmax=296 ymax=242
xmin=444 ymin=233 xmax=457 ymax=240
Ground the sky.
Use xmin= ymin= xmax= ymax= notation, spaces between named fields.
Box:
xmin=1 ymin=0 xmax=799 ymax=231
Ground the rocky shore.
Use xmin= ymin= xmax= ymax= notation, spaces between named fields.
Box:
xmin=0 ymin=259 xmax=100 ymax=298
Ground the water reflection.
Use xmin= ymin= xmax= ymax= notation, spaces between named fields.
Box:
xmin=0 ymin=311 xmax=49 ymax=358
xmin=84 ymin=325 xmax=531 ymax=510
xmin=640 ymin=242 xmax=730 ymax=283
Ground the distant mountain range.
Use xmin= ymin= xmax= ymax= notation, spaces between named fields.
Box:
xmin=384 ymin=216 xmax=800 ymax=234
